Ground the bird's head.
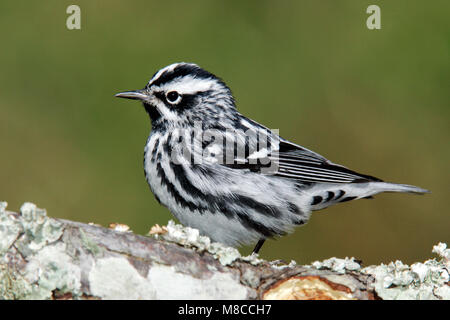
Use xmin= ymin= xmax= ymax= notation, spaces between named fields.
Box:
xmin=116 ymin=63 xmax=237 ymax=129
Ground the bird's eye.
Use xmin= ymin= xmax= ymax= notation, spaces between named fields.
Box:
xmin=166 ymin=91 xmax=181 ymax=104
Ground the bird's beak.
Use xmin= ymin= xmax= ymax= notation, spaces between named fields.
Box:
xmin=115 ymin=89 xmax=149 ymax=101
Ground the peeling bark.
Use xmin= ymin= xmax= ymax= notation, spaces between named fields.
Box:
xmin=0 ymin=202 xmax=448 ymax=300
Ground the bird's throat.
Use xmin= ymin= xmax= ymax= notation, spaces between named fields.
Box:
xmin=143 ymin=102 xmax=162 ymax=125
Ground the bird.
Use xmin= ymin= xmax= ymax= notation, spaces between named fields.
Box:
xmin=115 ymin=62 xmax=429 ymax=254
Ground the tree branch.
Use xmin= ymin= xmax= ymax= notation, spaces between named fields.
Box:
xmin=0 ymin=202 xmax=448 ymax=300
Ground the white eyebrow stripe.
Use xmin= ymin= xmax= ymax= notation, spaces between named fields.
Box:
xmin=155 ymin=76 xmax=219 ymax=95
xmin=148 ymin=63 xmax=182 ymax=86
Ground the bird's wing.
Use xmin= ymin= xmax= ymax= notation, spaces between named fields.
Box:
xmin=221 ymin=133 xmax=382 ymax=184
xmin=270 ymin=139 xmax=382 ymax=183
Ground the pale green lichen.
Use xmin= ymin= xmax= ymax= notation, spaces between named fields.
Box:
xmin=15 ymin=203 xmax=64 ymax=257
xmin=304 ymin=244 xmax=449 ymax=300
xmin=361 ymin=244 xmax=449 ymax=300
xmin=0 ymin=202 xmax=81 ymax=299
xmin=160 ymin=220 xmax=212 ymax=250
xmin=155 ymin=220 xmax=262 ymax=266
xmin=0 ymin=264 xmax=33 ymax=299
xmin=209 ymin=242 xmax=241 ymax=266
xmin=432 ymin=242 xmax=449 ymax=265
xmin=0 ymin=202 xmax=23 ymax=257
xmin=311 ymin=257 xmax=362 ymax=274
xmin=23 ymin=242 xmax=82 ymax=299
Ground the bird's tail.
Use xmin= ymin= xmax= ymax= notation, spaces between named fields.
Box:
xmin=308 ymin=181 xmax=429 ymax=211
xmin=368 ymin=182 xmax=430 ymax=195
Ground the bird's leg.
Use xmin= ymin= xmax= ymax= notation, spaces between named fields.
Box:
xmin=252 ymin=239 xmax=266 ymax=254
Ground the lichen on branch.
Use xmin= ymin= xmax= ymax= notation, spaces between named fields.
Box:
xmin=0 ymin=202 xmax=448 ymax=300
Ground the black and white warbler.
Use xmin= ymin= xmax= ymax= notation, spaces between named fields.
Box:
xmin=116 ymin=62 xmax=428 ymax=254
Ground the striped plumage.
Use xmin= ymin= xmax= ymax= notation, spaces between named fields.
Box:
xmin=116 ymin=62 xmax=429 ymax=253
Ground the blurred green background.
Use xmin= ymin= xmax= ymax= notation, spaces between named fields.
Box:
xmin=0 ymin=0 xmax=448 ymax=266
